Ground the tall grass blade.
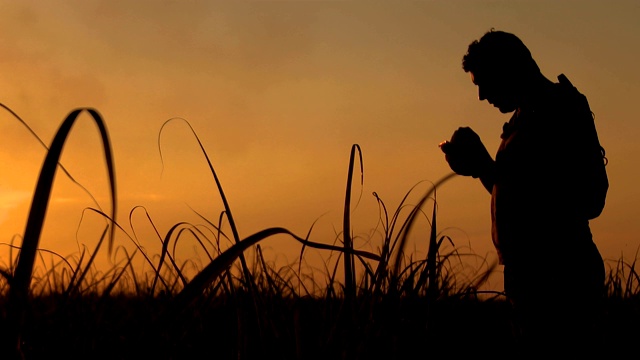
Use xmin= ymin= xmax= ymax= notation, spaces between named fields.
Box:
xmin=158 ymin=118 xmax=254 ymax=291
xmin=426 ymin=198 xmax=440 ymax=302
xmin=343 ymin=144 xmax=363 ymax=301
xmin=390 ymin=172 xmax=456 ymax=285
xmin=102 ymin=248 xmax=138 ymax=297
xmin=65 ymin=225 xmax=109 ymax=295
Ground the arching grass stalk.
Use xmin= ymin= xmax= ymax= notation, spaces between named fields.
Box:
xmin=3 ymin=108 xmax=116 ymax=358
xmin=170 ymin=226 xmax=381 ymax=312
xmin=127 ymin=206 xmax=174 ymax=293
xmin=0 ymin=104 xmax=110 ymax=216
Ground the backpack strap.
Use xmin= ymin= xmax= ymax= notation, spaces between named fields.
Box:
xmin=558 ymin=73 xmax=608 ymax=165
xmin=557 ymin=73 xmax=609 ymax=218
xmin=558 ymin=73 xmax=572 ymax=87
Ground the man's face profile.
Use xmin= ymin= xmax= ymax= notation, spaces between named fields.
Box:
xmin=470 ymin=71 xmax=518 ymax=114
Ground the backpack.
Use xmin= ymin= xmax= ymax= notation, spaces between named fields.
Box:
xmin=558 ymin=74 xmax=609 ymax=219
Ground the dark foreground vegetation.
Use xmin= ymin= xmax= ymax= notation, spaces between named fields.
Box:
xmin=0 ymin=107 xmax=637 ymax=359
xmin=1 ymin=267 xmax=639 ymax=360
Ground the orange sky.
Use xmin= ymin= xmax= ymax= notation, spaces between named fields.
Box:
xmin=0 ymin=1 xmax=638 ymax=292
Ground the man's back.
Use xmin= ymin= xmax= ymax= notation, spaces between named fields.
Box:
xmin=490 ymin=74 xmax=607 ymax=265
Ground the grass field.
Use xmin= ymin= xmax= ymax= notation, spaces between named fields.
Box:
xmin=0 ymin=107 xmax=638 ymax=359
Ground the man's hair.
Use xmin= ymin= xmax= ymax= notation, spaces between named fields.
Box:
xmin=462 ymin=29 xmax=540 ymax=77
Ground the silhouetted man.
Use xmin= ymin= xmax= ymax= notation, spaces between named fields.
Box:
xmin=440 ymin=30 xmax=608 ymax=355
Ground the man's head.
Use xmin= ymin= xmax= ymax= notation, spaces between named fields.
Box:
xmin=462 ymin=30 xmax=541 ymax=113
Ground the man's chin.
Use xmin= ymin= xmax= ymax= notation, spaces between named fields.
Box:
xmin=497 ymin=105 xmax=516 ymax=113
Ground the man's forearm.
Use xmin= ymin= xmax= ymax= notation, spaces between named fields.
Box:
xmin=478 ymin=160 xmax=496 ymax=194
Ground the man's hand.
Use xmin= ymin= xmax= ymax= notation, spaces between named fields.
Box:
xmin=440 ymin=127 xmax=493 ymax=178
